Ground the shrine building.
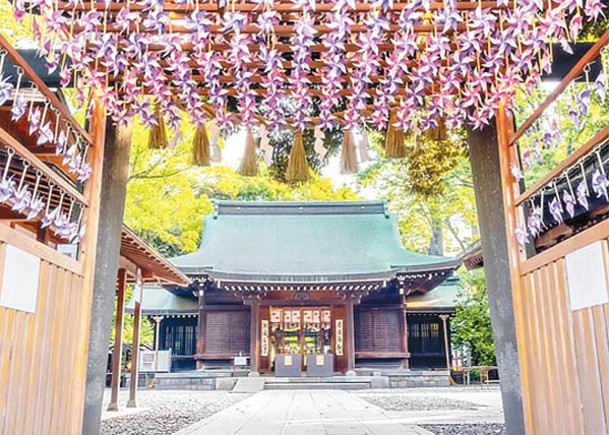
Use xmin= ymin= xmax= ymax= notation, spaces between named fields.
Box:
xmin=134 ymin=200 xmax=461 ymax=374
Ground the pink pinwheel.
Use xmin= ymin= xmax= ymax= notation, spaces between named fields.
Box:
xmin=0 ymin=177 xmax=15 ymax=203
xmin=69 ymin=223 xmax=86 ymax=245
xmin=221 ymin=11 xmax=248 ymax=33
xmin=41 ymin=207 xmax=58 ymax=229
xmin=28 ymin=107 xmax=42 ymax=135
xmin=563 ymin=190 xmax=576 ymax=218
xmin=37 ymin=122 xmax=54 ymax=146
xmin=52 ymin=211 xmax=70 ymax=237
xmin=527 ymin=207 xmax=544 ymax=238
xmin=27 ymin=195 xmax=44 ymax=220
xmin=585 ymin=0 xmax=606 ymax=20
xmin=595 ymin=71 xmax=606 ymax=102
xmin=569 ymin=108 xmax=580 ymax=129
xmin=592 ymin=169 xmax=609 ymax=201
xmin=115 ymin=7 xmax=139 ymax=33
xmin=63 ymin=144 xmax=78 ymax=167
xmin=77 ymin=162 xmax=92 ymax=182
xmin=0 ymin=75 xmax=13 ymax=107
xmin=522 ymin=151 xmax=532 ymax=170
xmin=577 ymin=179 xmax=590 ymax=210
xmin=11 ymin=187 xmax=31 ymax=213
xmin=569 ymin=14 xmax=583 ymax=40
xmin=515 ymin=225 xmax=529 ymax=248
xmin=576 ymin=88 xmax=592 ymax=116
xmin=549 ymin=197 xmax=563 ymax=224
xmin=11 ymin=95 xmax=27 ymax=122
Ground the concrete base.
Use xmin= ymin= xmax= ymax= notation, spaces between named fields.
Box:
xmin=152 ymin=369 xmax=450 ymax=390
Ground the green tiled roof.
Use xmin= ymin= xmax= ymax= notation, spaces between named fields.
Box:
xmin=126 ymin=286 xmax=198 ymax=315
xmin=171 ymin=200 xmax=460 ymax=282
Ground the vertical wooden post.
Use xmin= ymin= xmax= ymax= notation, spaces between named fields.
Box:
xmin=249 ymin=300 xmax=260 ymax=375
xmin=467 ymin=106 xmax=526 ymax=435
xmin=79 ymin=101 xmax=108 ymax=434
xmin=196 ymin=288 xmax=205 ymax=370
xmin=127 ymin=268 xmax=143 ymax=408
xmin=439 ymin=314 xmax=451 ymax=371
xmin=401 ymin=294 xmax=409 ymax=369
xmin=345 ymin=299 xmax=356 ymax=374
xmin=107 ymin=268 xmax=127 ymax=412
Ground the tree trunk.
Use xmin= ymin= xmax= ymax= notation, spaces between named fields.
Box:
xmin=428 ymin=218 xmax=444 ymax=256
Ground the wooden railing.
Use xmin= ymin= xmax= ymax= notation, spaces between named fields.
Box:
xmin=512 ymin=29 xmax=609 ymax=208
xmin=0 ymin=33 xmax=92 ymax=244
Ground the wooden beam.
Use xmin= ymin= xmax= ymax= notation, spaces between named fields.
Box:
xmin=515 ymin=124 xmax=609 ymax=207
xmin=83 ymin=22 xmax=471 ymax=35
xmin=56 ymin=1 xmax=512 ymax=12
xmin=0 ymin=127 xmax=88 ymax=206
xmin=0 ymin=33 xmax=92 ymax=144
xmin=127 ymin=268 xmax=143 ymax=408
xmin=107 ymin=269 xmax=127 ymax=412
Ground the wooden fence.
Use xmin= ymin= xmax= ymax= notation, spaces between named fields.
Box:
xmin=499 ymin=29 xmax=609 ymax=435
xmin=0 ymin=225 xmax=88 ymax=434
xmin=0 ymin=36 xmax=105 ymax=434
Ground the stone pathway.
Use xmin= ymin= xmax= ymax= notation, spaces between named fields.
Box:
xmin=175 ymin=390 xmax=433 ymax=435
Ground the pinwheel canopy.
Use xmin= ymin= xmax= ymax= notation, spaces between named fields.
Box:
xmin=16 ymin=0 xmax=605 ymax=134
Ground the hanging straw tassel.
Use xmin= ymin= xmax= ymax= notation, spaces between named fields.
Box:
xmin=286 ymin=131 xmax=311 ymax=182
xmin=207 ymin=122 xmax=222 ymax=163
xmin=340 ymin=129 xmax=359 ymax=174
xmin=384 ymin=112 xmax=407 ymax=158
xmin=238 ymin=128 xmax=258 ymax=176
xmin=148 ymin=105 xmax=168 ymax=149
xmin=192 ymin=123 xmax=211 ymax=166
xmin=426 ymin=117 xmax=447 ymax=142
xmin=358 ymin=129 xmax=372 ymax=163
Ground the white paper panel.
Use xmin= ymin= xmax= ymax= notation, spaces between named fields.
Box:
xmin=565 ymin=241 xmax=609 ymax=311
xmin=0 ymin=244 xmax=41 ymax=313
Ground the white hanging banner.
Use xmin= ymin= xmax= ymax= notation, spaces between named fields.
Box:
xmin=0 ymin=244 xmax=41 ymax=313
xmin=565 ymin=241 xmax=609 ymax=311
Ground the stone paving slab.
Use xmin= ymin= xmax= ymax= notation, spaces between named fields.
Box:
xmin=174 ymin=390 xmax=433 ymax=435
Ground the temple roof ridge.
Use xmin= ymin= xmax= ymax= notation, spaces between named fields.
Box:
xmin=212 ymin=200 xmax=389 ymax=217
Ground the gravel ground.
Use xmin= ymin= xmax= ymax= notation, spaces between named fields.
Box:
xmin=359 ymin=394 xmax=480 ymax=411
xmin=101 ymin=390 xmax=249 ymax=435
xmin=421 ymin=423 xmax=505 ymax=435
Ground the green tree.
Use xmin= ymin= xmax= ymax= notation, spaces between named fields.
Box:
xmin=451 ymin=269 xmax=496 ymax=366
xmin=357 ymin=132 xmax=477 ymax=256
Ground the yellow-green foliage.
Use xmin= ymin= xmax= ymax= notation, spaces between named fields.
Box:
xmin=125 ymin=121 xmax=360 ymax=257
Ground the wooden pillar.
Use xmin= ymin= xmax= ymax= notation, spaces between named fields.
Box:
xmin=107 ymin=268 xmax=127 ymax=412
xmin=401 ymin=294 xmax=409 ymax=369
xmin=467 ymin=109 xmax=525 ymax=435
xmin=127 ymin=268 xmax=143 ymax=408
xmin=82 ymin=119 xmax=133 ymax=435
xmin=196 ymin=288 xmax=205 ymax=370
xmin=439 ymin=314 xmax=451 ymax=371
xmin=249 ymin=300 xmax=260 ymax=375
xmin=345 ymin=299 xmax=356 ymax=374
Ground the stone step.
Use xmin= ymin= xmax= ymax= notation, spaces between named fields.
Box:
xmin=232 ymin=377 xmax=266 ymax=393
xmin=265 ymin=382 xmax=371 ymax=390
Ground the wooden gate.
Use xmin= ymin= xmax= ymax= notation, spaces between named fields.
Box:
xmin=0 ymin=38 xmax=105 ymax=434
xmin=499 ymin=30 xmax=609 ymax=435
